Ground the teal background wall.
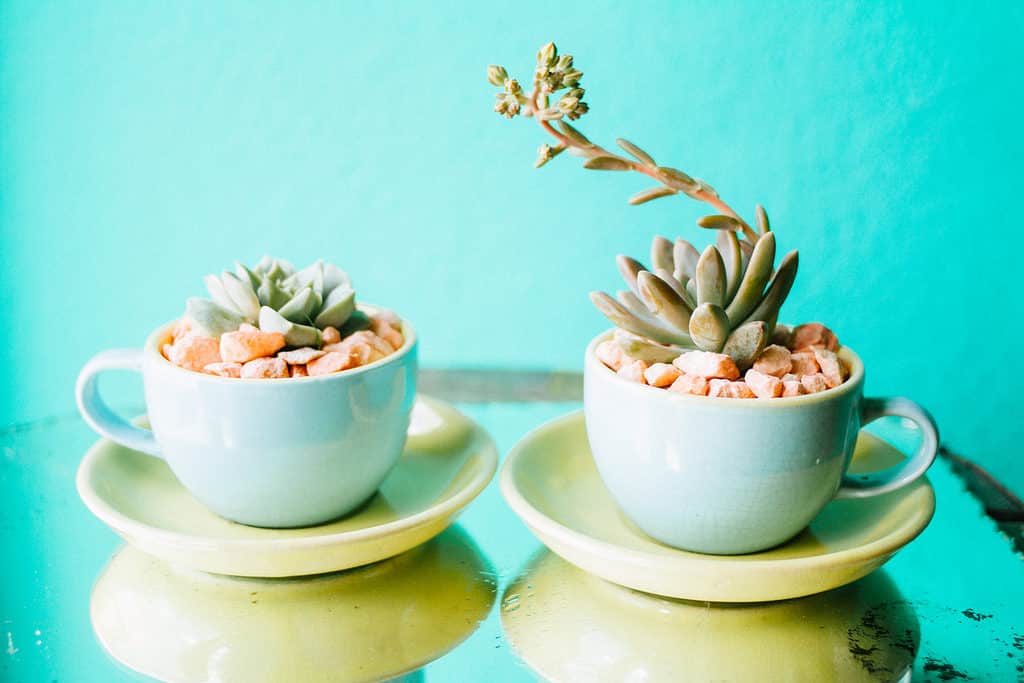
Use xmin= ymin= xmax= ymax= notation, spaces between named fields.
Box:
xmin=2 ymin=2 xmax=1022 ymax=489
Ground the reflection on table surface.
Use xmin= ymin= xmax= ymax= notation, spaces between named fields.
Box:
xmin=502 ymin=549 xmax=917 ymax=682
xmin=90 ymin=526 xmax=495 ymax=683
xmin=2 ymin=401 xmax=1023 ymax=682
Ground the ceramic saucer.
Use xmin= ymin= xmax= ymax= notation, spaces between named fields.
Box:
xmin=92 ymin=526 xmax=495 ymax=683
xmin=500 ymin=411 xmax=935 ymax=603
xmin=501 ymin=549 xmax=917 ymax=681
xmin=78 ymin=396 xmax=497 ymax=577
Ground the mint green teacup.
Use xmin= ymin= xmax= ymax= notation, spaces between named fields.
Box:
xmin=583 ymin=331 xmax=938 ymax=555
xmin=76 ymin=310 xmax=417 ymax=528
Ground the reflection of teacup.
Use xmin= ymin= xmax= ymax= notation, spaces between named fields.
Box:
xmin=502 ymin=548 xmax=918 ymax=681
xmin=91 ymin=526 xmax=494 ymax=683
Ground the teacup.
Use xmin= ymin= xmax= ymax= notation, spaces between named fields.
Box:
xmin=583 ymin=330 xmax=938 ymax=555
xmin=76 ymin=306 xmax=417 ymax=528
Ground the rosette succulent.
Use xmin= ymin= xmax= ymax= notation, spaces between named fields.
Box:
xmin=187 ymin=257 xmax=358 ymax=348
xmin=590 ymin=220 xmax=797 ymax=370
xmin=488 ymin=41 xmax=800 ymax=370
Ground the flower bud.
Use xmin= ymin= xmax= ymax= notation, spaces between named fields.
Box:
xmin=487 ymin=65 xmax=509 ymax=86
xmin=537 ymin=42 xmax=557 ymax=67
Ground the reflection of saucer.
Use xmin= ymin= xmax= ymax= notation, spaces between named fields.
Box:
xmin=77 ymin=396 xmax=497 ymax=577
xmin=91 ymin=525 xmax=495 ymax=683
xmin=501 ymin=411 xmax=934 ymax=602
xmin=502 ymin=549 xmax=918 ymax=682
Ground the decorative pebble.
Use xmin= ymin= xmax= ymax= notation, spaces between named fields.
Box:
xmin=752 ymin=344 xmax=792 ymax=378
xmin=800 ymin=373 xmax=829 ymax=394
xmin=745 ymin=369 xmax=783 ymax=398
xmin=220 ymin=330 xmax=287 ymax=363
xmin=291 ymin=364 xmax=308 ymax=377
xmin=371 ymin=318 xmax=404 ymax=350
xmin=812 ymin=347 xmax=846 ymax=388
xmin=643 ymin=362 xmax=681 ymax=388
xmin=668 ymin=373 xmax=709 ymax=396
xmin=307 ymin=351 xmax=356 ymax=376
xmin=790 ymin=323 xmax=839 ymax=352
xmin=617 ymin=359 xmax=649 ymax=384
xmin=782 ymin=379 xmax=805 ymax=397
xmin=708 ymin=379 xmax=756 ymax=399
xmin=672 ymin=351 xmax=740 ymax=380
xmin=278 ymin=347 xmax=326 ymax=365
xmin=321 ymin=326 xmax=341 ymax=345
xmin=167 ymin=335 xmax=221 ymax=373
xmin=596 ymin=340 xmax=626 ymax=371
xmin=203 ymin=361 xmax=242 ymax=378
xmin=789 ymin=351 xmax=821 ymax=376
xmin=241 ymin=357 xmax=289 ymax=379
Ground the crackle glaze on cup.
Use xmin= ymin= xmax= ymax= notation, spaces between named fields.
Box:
xmin=583 ymin=330 xmax=938 ymax=555
xmin=76 ymin=306 xmax=417 ymax=528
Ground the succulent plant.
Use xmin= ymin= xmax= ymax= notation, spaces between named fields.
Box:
xmin=186 ymin=257 xmax=361 ymax=348
xmin=488 ymin=42 xmax=800 ymax=369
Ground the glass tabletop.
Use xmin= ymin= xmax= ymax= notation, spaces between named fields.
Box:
xmin=2 ymin=397 xmax=1023 ymax=682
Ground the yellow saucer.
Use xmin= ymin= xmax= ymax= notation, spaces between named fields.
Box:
xmin=502 ymin=549 xmax=918 ymax=682
xmin=77 ymin=397 xmax=497 ymax=577
xmin=92 ymin=526 xmax=495 ymax=683
xmin=500 ymin=411 xmax=934 ymax=602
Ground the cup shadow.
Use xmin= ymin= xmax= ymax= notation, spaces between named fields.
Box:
xmin=90 ymin=524 xmax=495 ymax=683
xmin=501 ymin=547 xmax=919 ymax=682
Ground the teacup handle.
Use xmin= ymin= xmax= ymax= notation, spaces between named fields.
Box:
xmin=836 ymin=397 xmax=938 ymax=499
xmin=76 ymin=349 xmax=162 ymax=458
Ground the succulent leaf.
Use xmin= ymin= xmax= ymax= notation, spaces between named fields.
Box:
xmin=616 ymin=290 xmax=655 ymax=321
xmin=615 ymin=138 xmax=656 ymax=167
xmin=688 ymin=302 xmax=730 ymax=352
xmin=590 ymin=291 xmax=692 ymax=346
xmin=654 ymin=268 xmax=694 ymax=310
xmin=203 ymin=274 xmax=238 ymax=314
xmin=629 ymin=186 xmax=676 ymax=206
xmin=616 ymin=255 xmax=646 ymax=297
xmin=650 ymin=236 xmax=674 ymax=273
xmin=696 ymin=245 xmax=726 ymax=307
xmin=717 ymin=229 xmax=742 ymax=303
xmin=697 ymin=214 xmax=744 ymax=233
xmin=614 ymin=329 xmax=691 ymax=363
xmin=755 ymin=204 xmax=770 ymax=235
xmin=235 ymin=262 xmax=261 ymax=290
xmin=322 ymin=263 xmax=351 ymax=296
xmin=722 ymin=321 xmax=767 ymax=372
xmin=338 ymin=309 xmax=372 ymax=337
xmin=257 ymin=276 xmax=291 ymax=310
xmin=673 ymin=239 xmax=700 ymax=281
xmin=259 ymin=307 xmax=322 ymax=348
xmin=278 ymin=286 xmax=321 ymax=324
xmin=583 ymin=156 xmax=633 ymax=171
xmin=724 ymin=231 xmax=776 ymax=324
xmin=186 ymin=298 xmax=246 ymax=338
xmin=742 ymin=250 xmax=799 ymax=330
xmin=221 ymin=272 xmax=260 ymax=321
xmin=637 ymin=271 xmax=692 ymax=333
xmin=314 ymin=285 xmax=356 ymax=329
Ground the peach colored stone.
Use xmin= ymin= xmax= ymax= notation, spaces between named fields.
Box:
xmin=322 ymin=339 xmax=376 ymax=366
xmin=371 ymin=318 xmax=404 ymax=350
xmin=162 ymin=343 xmax=174 ymax=360
xmin=790 ymin=323 xmax=839 ymax=352
xmin=291 ymin=364 xmax=308 ymax=378
xmin=307 ymin=351 xmax=356 ymax=376
xmin=668 ymin=373 xmax=709 ymax=396
xmin=782 ymin=379 xmax=805 ymax=397
xmin=220 ymin=330 xmax=287 ymax=363
xmin=239 ymin=322 xmax=259 ymax=333
xmin=812 ymin=347 xmax=846 ymax=388
xmin=789 ymin=351 xmax=821 ymax=376
xmin=172 ymin=318 xmax=193 ymax=341
xmin=672 ymin=351 xmax=740 ymax=380
xmin=617 ymin=359 xmax=649 ymax=384
xmin=752 ymin=344 xmax=792 ymax=378
xmin=347 ymin=331 xmax=395 ymax=359
xmin=595 ymin=340 xmax=626 ymax=371
xmin=167 ymin=335 xmax=221 ymax=373
xmin=800 ymin=373 xmax=829 ymax=394
xmin=203 ymin=361 xmax=242 ymax=378
xmin=643 ymin=363 xmax=681 ymax=388
xmin=321 ymin=326 xmax=341 ymax=345
xmin=708 ymin=379 xmax=756 ymax=399
xmin=241 ymin=357 xmax=289 ymax=379
xmin=278 ymin=347 xmax=326 ymax=365
xmin=782 ymin=373 xmax=799 ymax=382
xmin=744 ymin=369 xmax=783 ymax=399
xmin=374 ymin=308 xmax=403 ymax=330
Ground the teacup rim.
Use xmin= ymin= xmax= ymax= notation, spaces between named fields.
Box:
xmin=146 ymin=302 xmax=417 ymax=383
xmin=585 ymin=329 xmax=864 ymax=407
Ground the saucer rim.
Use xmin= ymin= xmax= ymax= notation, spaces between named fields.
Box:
xmin=77 ymin=395 xmax=498 ymax=552
xmin=500 ymin=409 xmax=935 ymax=573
